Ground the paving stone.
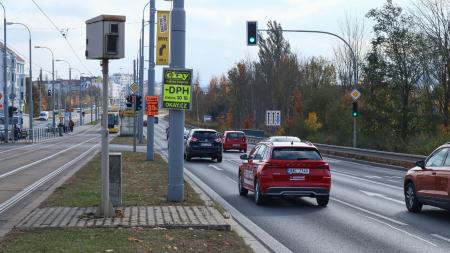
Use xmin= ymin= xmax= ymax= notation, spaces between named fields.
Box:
xmin=161 ymin=206 xmax=173 ymax=225
xmin=169 ymin=206 xmax=182 ymax=225
xmin=68 ymin=208 xmax=83 ymax=227
xmin=59 ymin=207 xmax=79 ymax=227
xmin=36 ymin=208 xmax=57 ymax=227
xmin=192 ymin=206 xmax=209 ymax=225
xmin=50 ymin=207 xmax=71 ymax=227
xmin=176 ymin=206 xmax=190 ymax=225
xmin=18 ymin=208 xmax=41 ymax=227
xmin=147 ymin=207 xmax=155 ymax=226
xmin=138 ymin=207 xmax=147 ymax=226
xmin=183 ymin=206 xmax=200 ymax=225
xmin=154 ymin=207 xmax=163 ymax=225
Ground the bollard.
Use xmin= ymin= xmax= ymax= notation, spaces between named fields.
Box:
xmin=109 ymin=153 xmax=122 ymax=207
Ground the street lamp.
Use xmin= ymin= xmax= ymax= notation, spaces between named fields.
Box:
xmin=72 ymin=67 xmax=85 ymax=125
xmin=34 ymin=45 xmax=55 ymax=129
xmin=7 ymin=22 xmax=33 ymax=139
xmin=55 ymin=59 xmax=71 ymax=114
xmin=0 ymin=2 xmax=8 ymax=142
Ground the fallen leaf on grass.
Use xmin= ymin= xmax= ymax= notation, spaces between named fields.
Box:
xmin=128 ymin=236 xmax=143 ymax=243
xmin=105 ymin=250 xmax=114 ymax=253
xmin=167 ymin=245 xmax=178 ymax=251
xmin=165 ymin=234 xmax=174 ymax=241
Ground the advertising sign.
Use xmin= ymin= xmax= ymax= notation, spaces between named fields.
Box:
xmin=162 ymin=68 xmax=192 ymax=110
xmin=156 ymin=11 xmax=171 ymax=65
xmin=145 ymin=95 xmax=159 ymax=116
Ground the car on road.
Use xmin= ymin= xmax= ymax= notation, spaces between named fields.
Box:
xmin=223 ymin=130 xmax=247 ymax=153
xmin=184 ymin=128 xmax=223 ymax=162
xmin=238 ymin=138 xmax=331 ymax=206
xmin=38 ymin=111 xmax=49 ymax=121
xmin=404 ymin=143 xmax=450 ymax=212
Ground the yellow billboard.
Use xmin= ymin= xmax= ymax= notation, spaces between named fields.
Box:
xmin=156 ymin=11 xmax=170 ymax=65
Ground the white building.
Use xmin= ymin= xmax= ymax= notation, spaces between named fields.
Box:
xmin=0 ymin=42 xmax=26 ymax=117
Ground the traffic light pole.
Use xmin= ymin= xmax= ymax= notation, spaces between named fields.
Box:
xmin=133 ymin=95 xmax=137 ymax=153
xmin=259 ymin=28 xmax=358 ymax=147
xmin=168 ymin=0 xmax=186 ymax=202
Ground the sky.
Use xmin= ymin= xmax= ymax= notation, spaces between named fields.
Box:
xmin=1 ymin=0 xmax=412 ymax=86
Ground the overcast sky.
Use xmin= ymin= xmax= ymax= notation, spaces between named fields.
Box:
xmin=2 ymin=0 xmax=412 ymax=86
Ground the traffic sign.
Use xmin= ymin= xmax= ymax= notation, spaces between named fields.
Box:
xmin=156 ymin=11 xmax=171 ymax=65
xmin=351 ymin=89 xmax=361 ymax=100
xmin=130 ymin=83 xmax=139 ymax=94
xmin=145 ymin=95 xmax=159 ymax=116
xmin=266 ymin=110 xmax=281 ymax=126
xmin=162 ymin=68 xmax=193 ymax=110
xmin=123 ymin=109 xmax=135 ymax=117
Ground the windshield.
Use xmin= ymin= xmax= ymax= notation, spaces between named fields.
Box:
xmin=40 ymin=113 xmax=47 ymax=116
xmin=272 ymin=147 xmax=322 ymax=160
xmin=226 ymin=132 xmax=245 ymax=138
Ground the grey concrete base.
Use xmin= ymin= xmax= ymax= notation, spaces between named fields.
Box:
xmin=17 ymin=206 xmax=230 ymax=230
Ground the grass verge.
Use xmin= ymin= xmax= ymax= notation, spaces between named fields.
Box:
xmin=110 ymin=136 xmax=147 ymax=146
xmin=0 ymin=228 xmax=253 ymax=253
xmin=40 ymin=152 xmax=203 ymax=207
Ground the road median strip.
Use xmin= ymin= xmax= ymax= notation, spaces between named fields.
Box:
xmin=0 ymin=151 xmax=253 ymax=253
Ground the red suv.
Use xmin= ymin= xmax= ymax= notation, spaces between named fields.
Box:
xmin=404 ymin=143 xmax=450 ymax=212
xmin=238 ymin=139 xmax=331 ymax=206
xmin=223 ymin=131 xmax=247 ymax=153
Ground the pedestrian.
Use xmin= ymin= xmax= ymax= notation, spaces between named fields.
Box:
xmin=69 ymin=119 xmax=75 ymax=132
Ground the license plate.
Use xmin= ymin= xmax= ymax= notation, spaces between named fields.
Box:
xmin=233 ymin=144 xmax=240 ymax=147
xmin=201 ymin=143 xmax=212 ymax=147
xmin=287 ymin=168 xmax=309 ymax=174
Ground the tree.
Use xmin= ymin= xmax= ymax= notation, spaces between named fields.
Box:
xmin=366 ymin=0 xmax=424 ymax=141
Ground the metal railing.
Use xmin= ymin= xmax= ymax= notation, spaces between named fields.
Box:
xmin=0 ymin=126 xmax=69 ymax=144
xmin=246 ymin=136 xmax=426 ymax=168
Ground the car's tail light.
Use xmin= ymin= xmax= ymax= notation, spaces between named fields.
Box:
xmin=315 ymin=164 xmax=330 ymax=170
xmin=267 ymin=163 xmax=282 ymax=169
xmin=190 ymin=137 xmax=198 ymax=143
xmin=242 ymin=137 xmax=246 ymax=142
xmin=215 ymin=137 xmax=222 ymax=143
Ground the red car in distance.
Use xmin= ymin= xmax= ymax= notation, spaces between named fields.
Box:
xmin=223 ymin=131 xmax=247 ymax=153
xmin=238 ymin=139 xmax=331 ymax=206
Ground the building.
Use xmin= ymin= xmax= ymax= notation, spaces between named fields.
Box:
xmin=0 ymin=42 xmax=26 ymax=120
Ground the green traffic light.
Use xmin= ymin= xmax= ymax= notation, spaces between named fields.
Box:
xmin=249 ymin=37 xmax=255 ymax=43
xmin=353 ymin=112 xmax=357 ymax=117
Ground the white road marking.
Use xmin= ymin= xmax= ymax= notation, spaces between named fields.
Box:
xmin=332 ymin=171 xmax=403 ymax=190
xmin=365 ymin=216 xmax=437 ymax=247
xmin=359 ymin=190 xmax=404 ymax=205
xmin=209 ymin=165 xmax=222 ymax=171
xmin=365 ymin=175 xmax=382 ymax=179
xmin=331 ymin=197 xmax=407 ymax=226
xmin=431 ymin=234 xmax=450 ymax=243
xmin=0 ymin=137 xmax=97 ymax=179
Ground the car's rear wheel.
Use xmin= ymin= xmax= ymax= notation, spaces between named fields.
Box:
xmin=238 ymin=173 xmax=248 ymax=196
xmin=254 ymin=178 xmax=265 ymax=205
xmin=316 ymin=195 xmax=329 ymax=207
xmin=405 ymin=182 xmax=422 ymax=213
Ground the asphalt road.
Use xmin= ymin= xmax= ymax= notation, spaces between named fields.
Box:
xmin=0 ymin=124 xmax=101 ymax=235
xmin=151 ymin=117 xmax=450 ymax=253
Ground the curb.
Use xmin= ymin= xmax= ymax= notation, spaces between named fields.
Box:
xmin=157 ymin=151 xmax=272 ymax=253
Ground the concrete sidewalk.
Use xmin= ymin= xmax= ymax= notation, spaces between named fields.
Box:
xmin=17 ymin=205 xmax=230 ymax=230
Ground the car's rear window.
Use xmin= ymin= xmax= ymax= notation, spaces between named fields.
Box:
xmin=40 ymin=113 xmax=46 ymax=116
xmin=271 ymin=147 xmax=322 ymax=160
xmin=193 ymin=131 xmax=218 ymax=139
xmin=227 ymin=132 xmax=245 ymax=138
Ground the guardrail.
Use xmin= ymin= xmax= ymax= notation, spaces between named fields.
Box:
xmin=246 ymin=136 xmax=426 ymax=168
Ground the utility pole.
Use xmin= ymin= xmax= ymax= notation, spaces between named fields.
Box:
xmin=138 ymin=28 xmax=144 ymax=143
xmin=1 ymin=3 xmax=8 ymax=143
xmin=147 ymin=0 xmax=156 ymax=161
xmin=168 ymin=0 xmax=186 ymax=202
xmin=39 ymin=68 xmax=42 ymax=114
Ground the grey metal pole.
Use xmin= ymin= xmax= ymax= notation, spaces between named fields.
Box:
xmin=39 ymin=68 xmax=42 ymax=114
xmin=1 ymin=3 xmax=8 ymax=143
xmin=138 ymin=23 xmax=144 ymax=143
xmin=168 ymin=0 xmax=186 ymax=202
xmin=90 ymin=82 xmax=93 ymax=123
xmin=78 ymin=71 xmax=83 ymax=126
xmin=133 ymin=95 xmax=137 ymax=152
xmin=147 ymin=0 xmax=155 ymax=161
xmin=27 ymin=29 xmax=32 ymax=139
xmin=99 ymin=58 xmax=113 ymax=217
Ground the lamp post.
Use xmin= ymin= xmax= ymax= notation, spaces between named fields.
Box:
xmin=0 ymin=2 xmax=8 ymax=142
xmin=72 ymin=68 xmax=84 ymax=125
xmin=6 ymin=22 xmax=32 ymax=139
xmin=55 ymin=59 xmax=71 ymax=121
xmin=34 ymin=46 xmax=55 ymax=129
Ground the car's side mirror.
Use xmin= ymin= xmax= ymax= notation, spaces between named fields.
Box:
xmin=416 ymin=160 xmax=425 ymax=169
xmin=240 ymin=154 xmax=248 ymax=160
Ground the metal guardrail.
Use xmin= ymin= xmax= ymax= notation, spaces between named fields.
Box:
xmin=246 ymin=136 xmax=426 ymax=167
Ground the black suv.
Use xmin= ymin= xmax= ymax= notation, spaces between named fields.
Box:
xmin=184 ymin=129 xmax=223 ymax=162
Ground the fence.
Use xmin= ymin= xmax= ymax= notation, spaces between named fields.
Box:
xmin=0 ymin=126 xmax=66 ymax=144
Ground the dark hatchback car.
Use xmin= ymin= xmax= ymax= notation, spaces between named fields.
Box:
xmin=404 ymin=143 xmax=450 ymax=212
xmin=184 ymin=129 xmax=223 ymax=162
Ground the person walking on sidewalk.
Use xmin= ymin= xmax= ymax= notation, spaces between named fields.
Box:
xmin=69 ymin=119 xmax=75 ymax=132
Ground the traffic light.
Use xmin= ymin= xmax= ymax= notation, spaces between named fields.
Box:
xmin=126 ymin=95 xmax=132 ymax=108
xmin=246 ymin=21 xmax=258 ymax=46
xmin=8 ymin=106 xmax=17 ymax=117
xmin=48 ymin=89 xmax=52 ymax=96
xmin=352 ymin=101 xmax=358 ymax=118
xmin=136 ymin=95 xmax=142 ymax=111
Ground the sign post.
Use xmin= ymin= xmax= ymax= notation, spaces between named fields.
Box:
xmin=350 ymin=89 xmax=360 ymax=148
